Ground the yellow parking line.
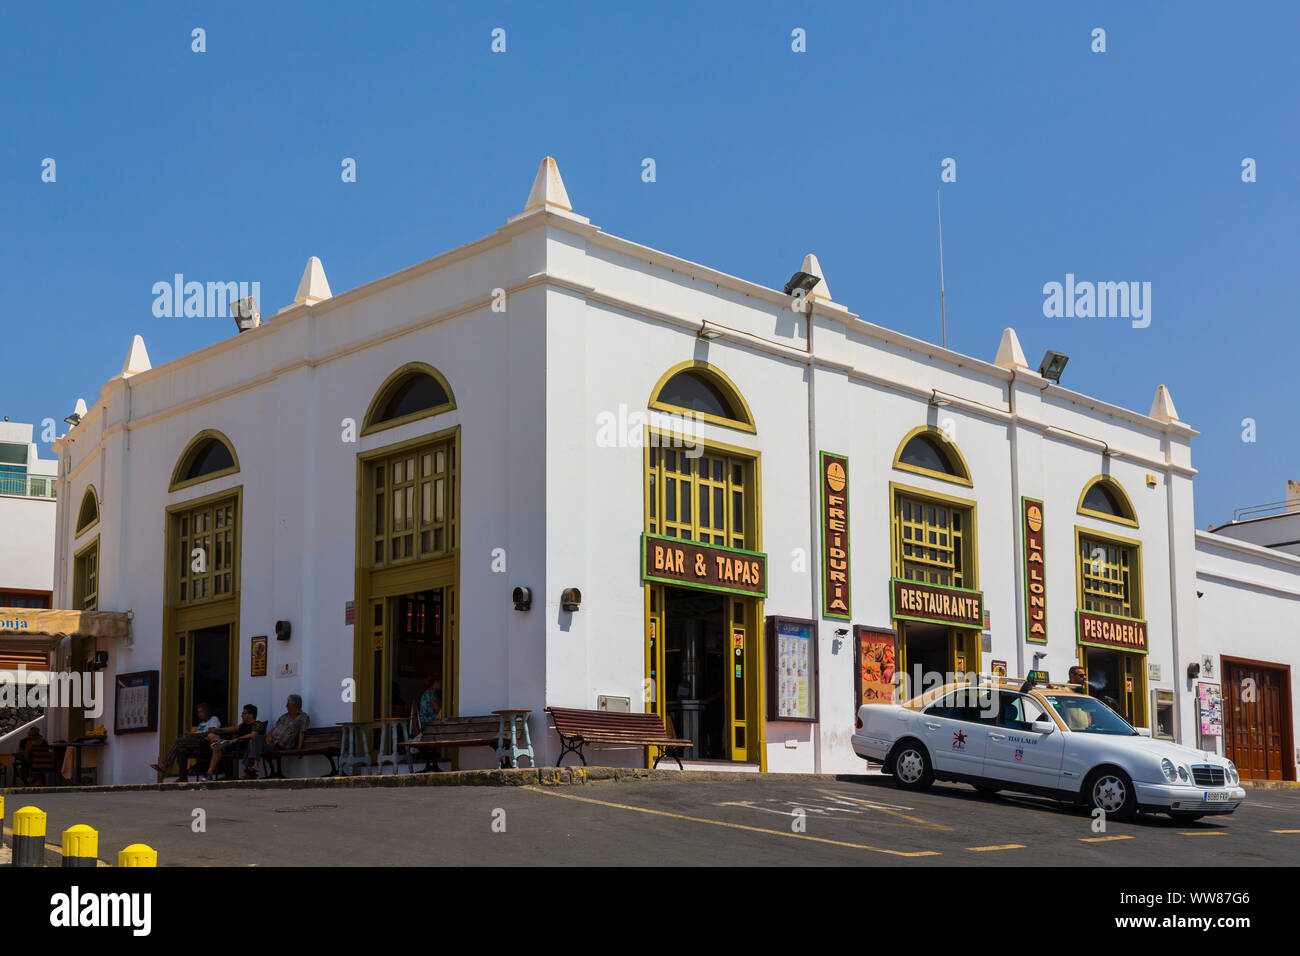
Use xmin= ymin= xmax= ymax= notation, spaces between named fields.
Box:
xmin=1180 ymin=831 xmax=1225 ymax=836
xmin=1080 ymin=835 xmax=1133 ymax=843
xmin=966 ymin=844 xmax=1025 ymax=852
xmin=1270 ymin=829 xmax=1300 ymax=834
xmin=523 ymin=786 xmax=941 ymax=857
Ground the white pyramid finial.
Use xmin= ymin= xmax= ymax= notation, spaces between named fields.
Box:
xmin=523 ymin=157 xmax=572 ymax=213
xmin=73 ymin=398 xmax=88 ymax=418
xmin=121 ymin=335 xmax=152 ymax=377
xmin=1149 ymin=384 xmax=1180 ymax=423
xmin=294 ymin=256 xmax=332 ymax=306
xmin=994 ymin=327 xmax=1030 ymax=371
xmin=801 ymin=253 xmax=831 ymax=302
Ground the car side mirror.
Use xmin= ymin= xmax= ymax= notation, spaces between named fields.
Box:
xmin=1135 ymin=727 xmax=1152 ymax=738
xmin=1030 ymin=718 xmax=1056 ymax=735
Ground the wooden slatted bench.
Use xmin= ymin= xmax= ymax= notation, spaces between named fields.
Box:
xmin=546 ymin=707 xmax=692 ymax=770
xmin=398 ymin=716 xmax=503 ymax=772
xmin=261 ymin=726 xmax=342 ymax=778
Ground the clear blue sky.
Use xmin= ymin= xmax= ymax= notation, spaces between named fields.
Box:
xmin=3 ymin=1 xmax=1295 ymax=528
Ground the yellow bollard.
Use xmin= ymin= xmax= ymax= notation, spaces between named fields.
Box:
xmin=62 ymin=824 xmax=98 ymax=868
xmin=13 ymin=806 xmax=46 ymax=867
xmin=118 ymin=843 xmax=157 ymax=867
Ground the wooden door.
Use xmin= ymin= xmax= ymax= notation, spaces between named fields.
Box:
xmin=1225 ymin=662 xmax=1288 ymax=781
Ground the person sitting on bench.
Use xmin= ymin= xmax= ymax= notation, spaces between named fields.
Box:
xmin=200 ymin=704 xmax=262 ymax=781
xmin=246 ymin=695 xmax=309 ymax=776
xmin=150 ymin=703 xmax=221 ymax=780
xmin=13 ymin=726 xmax=49 ymax=786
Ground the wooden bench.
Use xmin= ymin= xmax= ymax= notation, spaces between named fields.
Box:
xmin=546 ymin=707 xmax=692 ymax=770
xmin=398 ymin=716 xmax=503 ymax=772
xmin=260 ymin=726 xmax=342 ymax=778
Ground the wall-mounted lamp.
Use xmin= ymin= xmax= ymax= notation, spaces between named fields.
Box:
xmin=834 ymin=627 xmax=848 ymax=637
xmin=928 ymin=390 xmax=952 ymax=408
xmin=1186 ymin=661 xmax=1201 ymax=679
xmin=697 ymin=323 xmax=723 ymax=341
xmin=512 ymin=587 xmax=532 ymax=611
xmin=275 ymin=620 xmax=292 ymax=642
xmin=1037 ymin=350 xmax=1069 ymax=383
xmin=561 ymin=588 xmax=582 ymax=612
xmin=87 ymin=650 xmax=108 ymax=672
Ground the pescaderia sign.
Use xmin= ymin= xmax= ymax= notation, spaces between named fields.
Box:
xmin=890 ymin=578 xmax=984 ymax=628
xmin=1022 ymin=497 xmax=1047 ymax=644
xmin=1076 ymin=609 xmax=1148 ymax=654
xmin=641 ymin=533 xmax=767 ymax=597
xmin=819 ymin=451 xmax=851 ymax=620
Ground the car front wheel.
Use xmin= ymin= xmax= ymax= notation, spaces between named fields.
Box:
xmin=1084 ymin=768 xmax=1137 ymax=820
xmin=890 ymin=741 xmax=934 ymax=791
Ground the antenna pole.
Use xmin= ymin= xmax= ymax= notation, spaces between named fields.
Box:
xmin=937 ymin=189 xmax=947 ymax=349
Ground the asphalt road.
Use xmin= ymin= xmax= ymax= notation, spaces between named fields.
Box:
xmin=8 ymin=776 xmax=1300 ymax=866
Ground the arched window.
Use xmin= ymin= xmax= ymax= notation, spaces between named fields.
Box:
xmin=1078 ymin=476 xmax=1137 ymax=526
xmin=362 ymin=363 xmax=456 ymax=436
xmin=170 ymin=430 xmax=240 ymax=492
xmin=75 ymin=486 xmax=99 ymax=537
xmin=892 ymin=426 xmax=972 ymax=486
xmin=648 ymin=362 xmax=755 ymax=432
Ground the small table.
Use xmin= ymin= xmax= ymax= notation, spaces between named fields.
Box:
xmin=375 ymin=717 xmax=411 ymax=774
xmin=58 ymin=736 xmax=107 ymax=786
xmin=492 ymin=709 xmax=536 ymax=769
xmin=337 ymin=721 xmax=372 ymax=776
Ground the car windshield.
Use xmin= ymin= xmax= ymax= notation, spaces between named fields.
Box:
xmin=1043 ymin=695 xmax=1138 ymax=735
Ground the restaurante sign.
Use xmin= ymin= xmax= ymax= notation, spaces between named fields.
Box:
xmin=891 ymin=578 xmax=984 ymax=628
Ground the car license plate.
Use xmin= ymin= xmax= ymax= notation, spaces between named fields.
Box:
xmin=1204 ymin=791 xmax=1231 ymax=802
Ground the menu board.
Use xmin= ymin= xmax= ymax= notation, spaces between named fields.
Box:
xmin=1197 ymin=682 xmax=1223 ymax=737
xmin=855 ymin=626 xmax=897 ymax=706
xmin=766 ymin=617 xmax=818 ymax=722
xmin=114 ymin=670 xmax=159 ymax=734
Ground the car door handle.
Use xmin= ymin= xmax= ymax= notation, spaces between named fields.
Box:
xmin=988 ymin=733 xmax=1006 ymax=741
xmin=925 ymin=722 xmax=941 ymax=730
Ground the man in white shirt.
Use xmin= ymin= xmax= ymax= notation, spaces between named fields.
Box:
xmin=150 ymin=703 xmax=222 ymax=782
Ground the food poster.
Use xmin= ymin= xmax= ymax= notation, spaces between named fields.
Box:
xmin=775 ymin=619 xmax=814 ymax=719
xmin=1197 ymin=682 xmax=1223 ymax=737
xmin=857 ymin=628 xmax=897 ymax=705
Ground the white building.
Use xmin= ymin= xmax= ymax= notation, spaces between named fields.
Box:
xmin=0 ymin=419 xmax=58 ymax=611
xmin=1193 ymin=488 xmax=1300 ymax=781
xmin=25 ymin=158 xmax=1296 ymax=785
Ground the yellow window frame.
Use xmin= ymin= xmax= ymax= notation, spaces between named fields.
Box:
xmin=889 ymin=482 xmax=978 ymax=590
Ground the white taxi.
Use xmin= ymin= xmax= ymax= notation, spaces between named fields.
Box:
xmin=852 ymin=678 xmax=1246 ymax=821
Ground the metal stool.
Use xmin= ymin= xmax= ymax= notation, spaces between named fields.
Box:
xmin=375 ymin=718 xmax=411 ymax=774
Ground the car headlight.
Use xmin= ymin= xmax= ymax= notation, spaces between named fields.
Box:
xmin=1177 ymin=765 xmax=1189 ymax=782
xmin=1161 ymin=758 xmax=1178 ymax=783
xmin=1227 ymin=763 xmax=1239 ymax=786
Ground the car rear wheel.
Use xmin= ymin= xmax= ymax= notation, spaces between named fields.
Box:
xmin=890 ymin=741 xmax=934 ymax=791
xmin=1084 ymin=768 xmax=1137 ymax=820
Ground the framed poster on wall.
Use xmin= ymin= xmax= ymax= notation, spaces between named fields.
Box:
xmin=855 ymin=625 xmax=897 ymax=708
xmin=114 ymin=670 xmax=159 ymax=735
xmin=766 ymin=616 xmax=819 ymax=722
xmin=1197 ymin=682 xmax=1223 ymax=737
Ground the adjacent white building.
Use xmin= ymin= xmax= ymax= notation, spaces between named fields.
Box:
xmin=21 ymin=158 xmax=1297 ymax=786
xmin=0 ymin=420 xmax=58 ymax=610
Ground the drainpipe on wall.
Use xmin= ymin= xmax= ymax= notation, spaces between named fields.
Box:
xmin=806 ymin=304 xmax=822 ymax=774
xmin=1008 ymin=378 xmax=1026 ymax=680
xmin=1163 ymin=429 xmax=1185 ymax=746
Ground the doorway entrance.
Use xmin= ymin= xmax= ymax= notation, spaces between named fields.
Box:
xmin=663 ymin=587 xmax=727 ymax=760
xmin=1080 ymin=648 xmax=1145 ymax=726
xmin=1223 ymin=657 xmax=1294 ymax=781
xmin=897 ymin=621 xmax=982 ymax=698
xmin=172 ymin=624 xmax=233 ymax=739
xmin=649 ymin=583 xmax=756 ymax=763
xmin=370 ymin=587 xmax=450 ymax=724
